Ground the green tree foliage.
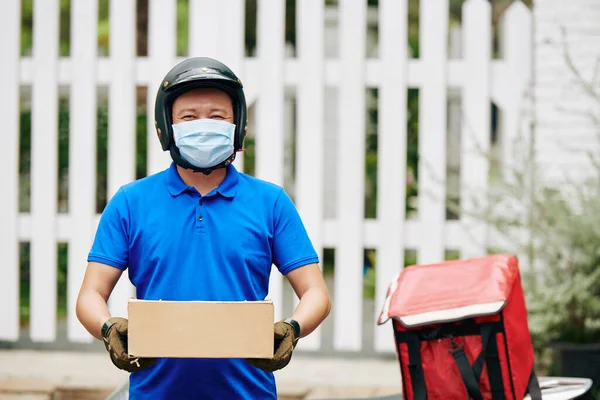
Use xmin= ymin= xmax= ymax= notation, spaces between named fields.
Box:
xmin=447 ymin=39 xmax=600 ymax=356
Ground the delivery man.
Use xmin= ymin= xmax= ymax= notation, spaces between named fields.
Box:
xmin=75 ymin=57 xmax=331 ymax=399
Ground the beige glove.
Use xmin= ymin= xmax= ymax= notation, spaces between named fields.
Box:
xmin=101 ymin=317 xmax=157 ymax=372
xmin=246 ymin=320 xmax=298 ymax=372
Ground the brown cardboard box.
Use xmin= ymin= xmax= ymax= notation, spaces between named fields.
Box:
xmin=127 ymin=298 xmax=274 ymax=358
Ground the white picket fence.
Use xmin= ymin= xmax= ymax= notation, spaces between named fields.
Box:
xmin=0 ymin=0 xmax=532 ymax=354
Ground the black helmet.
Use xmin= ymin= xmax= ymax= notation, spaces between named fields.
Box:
xmin=154 ymin=57 xmax=247 ymax=173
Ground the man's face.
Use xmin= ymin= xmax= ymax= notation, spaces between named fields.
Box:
xmin=171 ymin=87 xmax=234 ymax=124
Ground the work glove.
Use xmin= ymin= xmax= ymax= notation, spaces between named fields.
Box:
xmin=101 ymin=317 xmax=157 ymax=373
xmin=246 ymin=320 xmax=299 ymax=372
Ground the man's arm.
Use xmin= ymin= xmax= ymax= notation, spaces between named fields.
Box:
xmin=76 ymin=262 xmax=123 ymax=340
xmin=285 ymin=263 xmax=331 ymax=337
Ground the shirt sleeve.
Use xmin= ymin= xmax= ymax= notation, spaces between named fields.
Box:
xmin=87 ymin=187 xmax=130 ymax=270
xmin=272 ymin=188 xmax=320 ymax=275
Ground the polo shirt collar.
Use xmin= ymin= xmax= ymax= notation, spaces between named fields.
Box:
xmin=216 ymin=164 xmax=239 ymax=198
xmin=165 ymin=162 xmax=188 ymax=196
xmin=165 ymin=162 xmax=239 ymax=198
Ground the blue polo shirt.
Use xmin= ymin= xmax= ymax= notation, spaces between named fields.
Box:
xmin=88 ymin=162 xmax=319 ymax=400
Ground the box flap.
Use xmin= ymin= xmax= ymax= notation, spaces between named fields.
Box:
xmin=377 ymin=254 xmax=519 ymax=328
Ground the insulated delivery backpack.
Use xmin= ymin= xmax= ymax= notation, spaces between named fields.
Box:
xmin=377 ymin=254 xmax=542 ymax=400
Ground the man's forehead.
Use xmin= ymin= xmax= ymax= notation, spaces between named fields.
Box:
xmin=177 ymin=87 xmax=229 ymax=98
xmin=173 ymin=88 xmax=232 ymax=106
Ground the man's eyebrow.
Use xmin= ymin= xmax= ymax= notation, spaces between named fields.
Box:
xmin=175 ymin=107 xmax=197 ymax=114
xmin=175 ymin=106 xmax=231 ymax=115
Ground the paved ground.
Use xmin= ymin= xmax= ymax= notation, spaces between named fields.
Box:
xmin=0 ymin=349 xmax=403 ymax=399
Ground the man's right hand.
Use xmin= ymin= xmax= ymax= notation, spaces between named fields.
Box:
xmin=101 ymin=317 xmax=156 ymax=372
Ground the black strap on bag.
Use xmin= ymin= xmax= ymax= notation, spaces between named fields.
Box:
xmin=406 ymin=332 xmax=427 ymax=400
xmin=450 ymin=340 xmax=485 ymax=400
xmin=527 ymin=370 xmax=542 ymax=400
xmin=484 ymin=330 xmax=506 ymax=400
xmin=396 ymin=322 xmax=507 ymax=400
xmin=471 ymin=324 xmax=505 ymax=400
xmin=395 ymin=329 xmax=427 ymax=400
xmin=449 ymin=323 xmax=507 ymax=400
xmin=472 ymin=324 xmax=494 ymax=380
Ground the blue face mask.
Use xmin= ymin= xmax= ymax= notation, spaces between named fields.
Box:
xmin=172 ymin=119 xmax=236 ymax=169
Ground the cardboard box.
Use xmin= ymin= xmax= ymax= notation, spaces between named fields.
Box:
xmin=127 ymin=298 xmax=274 ymax=358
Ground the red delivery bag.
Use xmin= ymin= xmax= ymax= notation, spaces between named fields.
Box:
xmin=377 ymin=254 xmax=542 ymax=400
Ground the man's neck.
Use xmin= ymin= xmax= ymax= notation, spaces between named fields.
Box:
xmin=176 ymin=165 xmax=227 ymax=196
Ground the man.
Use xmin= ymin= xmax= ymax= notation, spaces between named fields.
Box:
xmin=76 ymin=57 xmax=331 ymax=399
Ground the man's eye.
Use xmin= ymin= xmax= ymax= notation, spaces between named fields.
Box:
xmin=182 ymin=115 xmax=195 ymax=120
xmin=211 ymin=115 xmax=224 ymax=120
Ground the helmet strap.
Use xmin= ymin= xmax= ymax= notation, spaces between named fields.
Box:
xmin=169 ymin=146 xmax=236 ymax=175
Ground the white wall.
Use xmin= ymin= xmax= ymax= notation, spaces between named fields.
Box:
xmin=534 ymin=0 xmax=600 ymax=182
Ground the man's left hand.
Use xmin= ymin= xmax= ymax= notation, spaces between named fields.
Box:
xmin=246 ymin=320 xmax=298 ymax=372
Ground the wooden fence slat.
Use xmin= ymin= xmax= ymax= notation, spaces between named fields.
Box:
xmin=255 ymin=0 xmax=285 ymax=187
xmin=188 ymin=0 xmax=246 ymax=172
xmin=497 ymin=2 xmax=534 ymax=266
xmin=147 ymin=0 xmax=177 ymax=176
xmin=219 ymin=1 xmax=246 ymax=172
xmin=0 ymin=0 xmax=21 ymax=341
xmin=189 ymin=0 xmax=219 ymax=58
xmin=417 ymin=0 xmax=448 ymax=265
xmin=374 ymin=0 xmax=408 ymax=353
xmin=67 ymin=0 xmax=98 ymax=342
xmin=460 ymin=0 xmax=492 ymax=259
xmin=502 ymin=2 xmax=533 ymax=173
xmin=30 ymin=0 xmax=60 ymax=342
xmin=213 ymin=0 xmax=246 ymax=87
xmin=295 ymin=0 xmax=325 ymax=351
xmin=255 ymin=0 xmax=286 ymax=322
xmin=108 ymin=0 xmax=137 ymax=204
xmin=334 ymin=0 xmax=367 ymax=352
xmin=107 ymin=0 xmax=137 ymax=319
